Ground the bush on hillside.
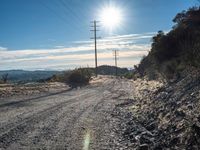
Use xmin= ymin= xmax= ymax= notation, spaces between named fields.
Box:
xmin=66 ymin=68 xmax=92 ymax=87
xmin=123 ymin=72 xmax=134 ymax=79
xmin=0 ymin=74 xmax=9 ymax=84
xmin=137 ymin=6 xmax=200 ymax=81
xmin=46 ymin=68 xmax=92 ymax=87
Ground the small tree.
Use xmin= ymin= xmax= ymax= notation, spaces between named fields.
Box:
xmin=1 ymin=73 xmax=8 ymax=83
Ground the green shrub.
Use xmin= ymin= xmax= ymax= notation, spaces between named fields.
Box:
xmin=0 ymin=74 xmax=8 ymax=84
xmin=124 ymin=72 xmax=133 ymax=79
xmin=66 ymin=68 xmax=92 ymax=87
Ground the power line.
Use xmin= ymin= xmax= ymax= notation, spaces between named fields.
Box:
xmin=39 ymin=1 xmax=69 ymax=24
xmin=57 ymin=0 xmax=86 ymax=34
xmin=57 ymin=0 xmax=90 ymax=35
xmin=39 ymin=1 xmax=85 ymax=35
xmin=59 ymin=0 xmax=88 ymax=26
xmin=90 ymin=20 xmax=100 ymax=77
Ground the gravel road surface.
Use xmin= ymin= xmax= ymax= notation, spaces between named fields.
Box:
xmin=0 ymin=77 xmax=133 ymax=150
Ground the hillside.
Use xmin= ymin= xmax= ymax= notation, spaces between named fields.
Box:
xmin=116 ymin=69 xmax=200 ymax=149
xmin=97 ymin=65 xmax=130 ymax=75
xmin=0 ymin=70 xmax=60 ymax=83
xmin=136 ymin=6 xmax=200 ymax=81
xmin=0 ymin=66 xmax=130 ymax=84
xmin=75 ymin=65 xmax=130 ymax=76
xmin=121 ymin=6 xmax=200 ymax=149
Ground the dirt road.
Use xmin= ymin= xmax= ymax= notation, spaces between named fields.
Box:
xmin=0 ymin=77 xmax=133 ymax=150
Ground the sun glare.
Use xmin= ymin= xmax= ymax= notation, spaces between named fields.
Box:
xmin=100 ymin=6 xmax=122 ymax=30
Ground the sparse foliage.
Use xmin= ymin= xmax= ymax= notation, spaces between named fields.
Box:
xmin=67 ymin=68 xmax=92 ymax=87
xmin=137 ymin=7 xmax=200 ymax=81
xmin=46 ymin=68 xmax=92 ymax=87
xmin=1 ymin=73 xmax=8 ymax=83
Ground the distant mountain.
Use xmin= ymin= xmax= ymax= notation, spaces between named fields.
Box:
xmin=0 ymin=70 xmax=60 ymax=83
xmin=97 ymin=65 xmax=130 ymax=75
xmin=0 ymin=66 xmax=130 ymax=83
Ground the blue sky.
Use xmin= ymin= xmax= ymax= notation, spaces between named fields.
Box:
xmin=0 ymin=0 xmax=198 ymax=70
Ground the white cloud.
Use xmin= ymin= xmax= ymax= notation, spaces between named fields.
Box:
xmin=0 ymin=32 xmax=154 ymax=70
xmin=74 ymin=32 xmax=156 ymax=45
xmin=54 ymin=45 xmax=65 ymax=48
xmin=0 ymin=46 xmax=7 ymax=51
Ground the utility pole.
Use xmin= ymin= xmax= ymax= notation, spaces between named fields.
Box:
xmin=113 ymin=50 xmax=119 ymax=76
xmin=90 ymin=20 xmax=100 ymax=77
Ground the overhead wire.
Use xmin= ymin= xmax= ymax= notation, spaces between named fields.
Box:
xmin=39 ymin=0 xmax=85 ymax=35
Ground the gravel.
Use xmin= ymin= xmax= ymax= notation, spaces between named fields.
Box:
xmin=0 ymin=77 xmax=134 ymax=150
xmin=1 ymin=72 xmax=199 ymax=150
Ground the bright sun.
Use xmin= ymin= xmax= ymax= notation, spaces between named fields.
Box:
xmin=100 ymin=6 xmax=122 ymax=30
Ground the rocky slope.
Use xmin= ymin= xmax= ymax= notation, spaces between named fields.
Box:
xmin=113 ymin=69 xmax=200 ymax=149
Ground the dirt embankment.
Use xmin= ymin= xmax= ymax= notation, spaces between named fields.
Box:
xmin=0 ymin=75 xmax=112 ymax=99
xmin=114 ymin=70 xmax=200 ymax=149
xmin=0 ymin=82 xmax=69 ymax=98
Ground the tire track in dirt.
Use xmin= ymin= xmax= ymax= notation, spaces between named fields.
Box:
xmin=47 ymin=92 xmax=106 ymax=149
xmin=0 ymin=77 xmax=134 ymax=150
xmin=62 ymin=80 xmax=126 ymax=150
xmin=0 ymin=89 xmax=94 ymax=134
xmin=27 ymin=92 xmax=99 ymax=148
xmin=0 ymin=91 xmax=97 ymax=149
xmin=0 ymin=89 xmax=72 ymax=108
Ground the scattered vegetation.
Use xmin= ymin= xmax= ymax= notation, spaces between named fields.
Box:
xmin=97 ymin=65 xmax=129 ymax=76
xmin=123 ymin=72 xmax=134 ymax=79
xmin=0 ymin=73 xmax=8 ymax=84
xmin=67 ymin=68 xmax=92 ymax=87
xmin=47 ymin=68 xmax=92 ymax=87
xmin=47 ymin=65 xmax=132 ymax=86
xmin=136 ymin=7 xmax=200 ymax=81
xmin=0 ymin=70 xmax=59 ymax=83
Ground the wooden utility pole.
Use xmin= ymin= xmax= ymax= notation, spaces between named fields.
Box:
xmin=90 ymin=20 xmax=100 ymax=77
xmin=113 ymin=50 xmax=119 ymax=76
